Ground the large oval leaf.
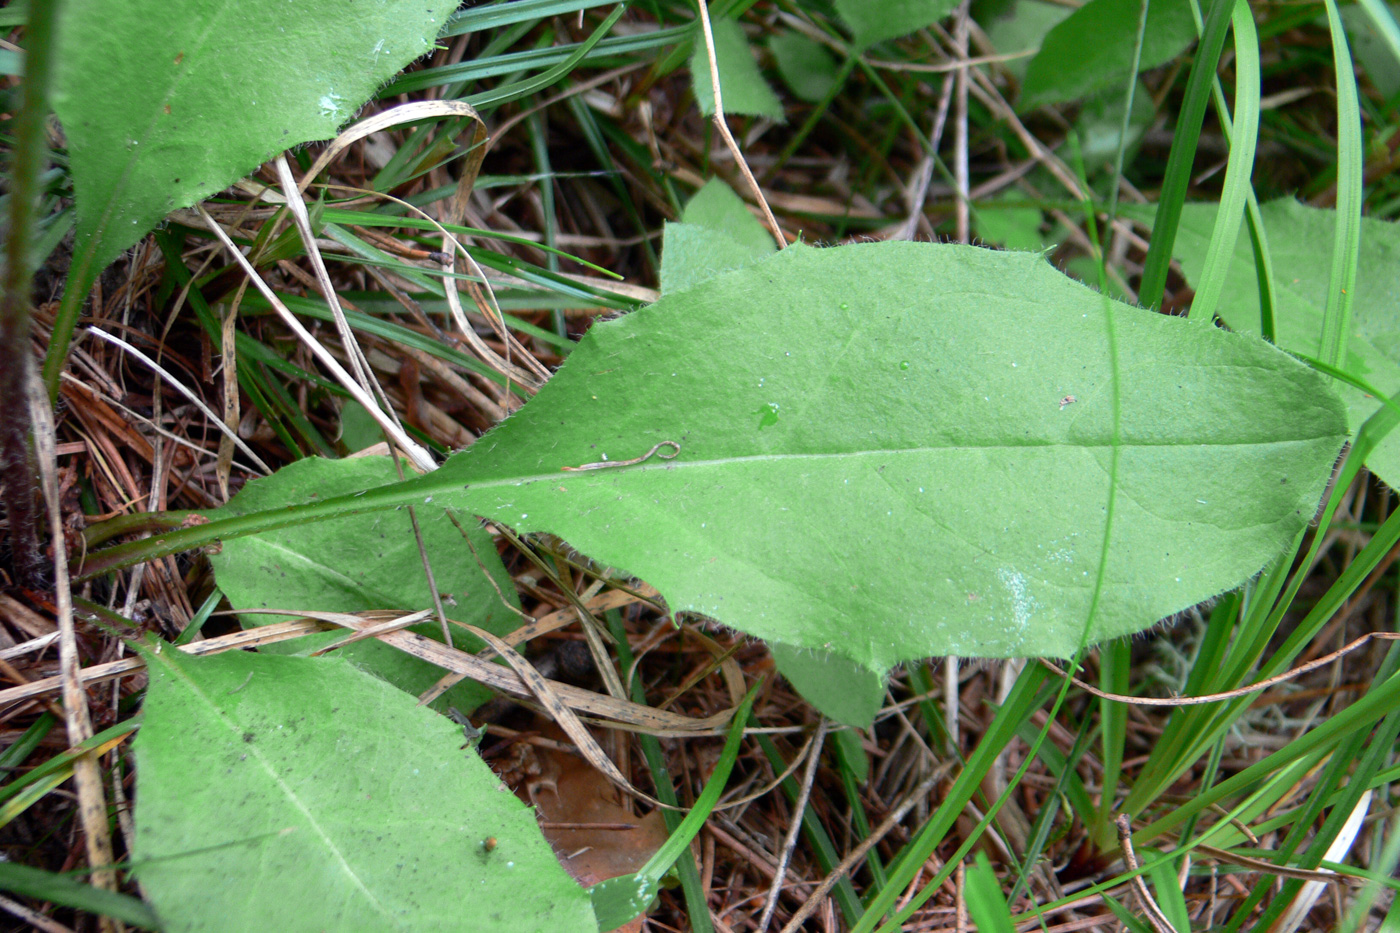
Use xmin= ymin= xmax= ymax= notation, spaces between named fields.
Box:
xmin=52 ymin=0 xmax=451 ymax=273
xmin=134 ymin=649 xmax=594 ymax=933
xmin=89 ymin=242 xmax=1348 ymax=690
xmin=426 ymin=241 xmax=1346 ymax=675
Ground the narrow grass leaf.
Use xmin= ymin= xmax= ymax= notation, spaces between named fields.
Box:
xmin=1145 ymin=853 xmax=1191 ymax=932
xmin=133 ymin=649 xmax=594 ymax=933
xmin=1186 ymin=0 xmax=1259 ymax=324
xmin=1355 ymin=0 xmax=1400 ymax=73
xmin=1138 ymin=0 xmax=1235 ymax=310
xmin=965 ymin=852 xmax=1016 ymax=933
xmin=1104 ymin=894 xmax=1159 ymax=933
xmin=1320 ymin=0 xmax=1363 ymax=371
xmin=380 ymin=23 xmax=692 ymax=98
xmin=588 ymin=686 xmax=757 ymax=931
xmin=0 ymin=863 xmax=159 ymax=930
xmin=857 ymin=664 xmax=1054 ymax=933
xmin=465 ymin=5 xmax=628 ymax=111
xmin=442 ymin=0 xmax=616 ymax=37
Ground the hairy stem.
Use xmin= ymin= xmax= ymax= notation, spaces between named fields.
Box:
xmin=1 ymin=2 xmax=60 ymax=588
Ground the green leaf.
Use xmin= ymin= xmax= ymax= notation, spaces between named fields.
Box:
xmin=210 ymin=456 xmax=522 ymax=712
xmin=91 ymin=242 xmax=1349 ymax=720
xmin=1344 ymin=2 xmax=1400 ymax=99
xmin=690 ymin=18 xmax=784 ymax=120
xmin=425 ymin=242 xmax=1345 ymax=682
xmin=1168 ymin=199 xmax=1400 ymax=490
xmin=976 ymin=194 xmax=1046 ymax=252
xmin=979 ymin=0 xmax=1074 ymax=83
xmin=0 ymin=862 xmax=159 ymax=929
xmin=682 ymin=177 xmax=777 ymax=254
xmin=835 ymin=0 xmax=959 ymax=50
xmin=133 ymin=648 xmax=594 ymax=933
xmin=1145 ymin=852 xmax=1192 ymax=932
xmin=1020 ymin=0 xmax=1197 ymax=109
xmin=965 ymin=852 xmax=1016 ymax=933
xmin=660 ymin=178 xmax=776 ymax=294
xmin=770 ymin=31 xmax=842 ymax=103
xmin=337 ymin=401 xmax=384 ymax=453
xmin=51 ymin=0 xmax=452 ymax=274
xmin=770 ymin=642 xmax=885 ymax=729
xmin=1072 ymin=83 xmax=1154 ymax=172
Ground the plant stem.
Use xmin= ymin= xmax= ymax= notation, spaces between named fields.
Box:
xmin=1 ymin=0 xmax=61 ymax=588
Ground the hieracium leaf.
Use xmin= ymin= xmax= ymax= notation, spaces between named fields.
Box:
xmin=52 ymin=0 xmax=452 ymax=274
xmin=422 ymin=241 xmax=1346 ymax=681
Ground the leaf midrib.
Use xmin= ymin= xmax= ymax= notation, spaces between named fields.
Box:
xmin=146 ymin=651 xmax=399 ymax=926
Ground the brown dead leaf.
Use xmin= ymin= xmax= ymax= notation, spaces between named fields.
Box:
xmin=502 ymin=721 xmax=669 ymax=929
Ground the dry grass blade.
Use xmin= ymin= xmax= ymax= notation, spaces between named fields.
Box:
xmin=464 ymin=622 xmax=685 ymax=810
xmin=1040 ymin=632 xmax=1400 ymax=705
xmin=1267 ymin=790 xmax=1373 ymax=933
xmin=1117 ymin=815 xmax=1176 ymax=933
xmin=273 ymin=154 xmax=382 ymax=400
xmin=263 ymin=610 xmax=739 ymax=735
xmin=417 ymin=575 xmax=655 ymax=706
xmin=84 ymin=326 xmax=271 ymax=474
xmin=0 ymin=620 xmax=334 ymax=709
xmin=299 ymin=99 xmax=488 ymax=195
xmin=0 ymin=893 xmax=76 ymax=933
xmin=196 ymin=204 xmax=436 ymax=471
xmin=695 ymin=0 xmax=786 ymax=250
xmin=25 ymin=366 xmax=118 ymax=927
xmin=756 ymin=718 xmax=826 ymax=932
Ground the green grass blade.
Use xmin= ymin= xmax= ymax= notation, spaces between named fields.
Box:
xmin=1187 ymin=0 xmax=1260 ymax=323
xmin=1096 ymin=641 xmax=1129 ymax=830
xmin=1338 ymin=811 xmax=1400 ymax=933
xmin=599 ymin=686 xmax=758 ymax=898
xmin=1134 ymin=648 xmax=1400 ymax=846
xmin=1319 ymin=0 xmax=1363 ymax=369
xmin=598 ymin=610 xmax=725 ymax=933
xmin=0 ymin=863 xmax=159 ymax=929
xmin=443 ymin=0 xmax=618 ymax=38
xmin=1138 ymin=0 xmax=1235 ymax=310
xmin=384 ymin=8 xmax=651 ymax=99
xmin=853 ymin=663 xmax=1053 ymax=933
xmin=1231 ymin=646 xmax=1400 ymax=931
xmin=1355 ymin=0 xmax=1400 ymax=79
xmin=965 ymin=852 xmax=1016 ymax=933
